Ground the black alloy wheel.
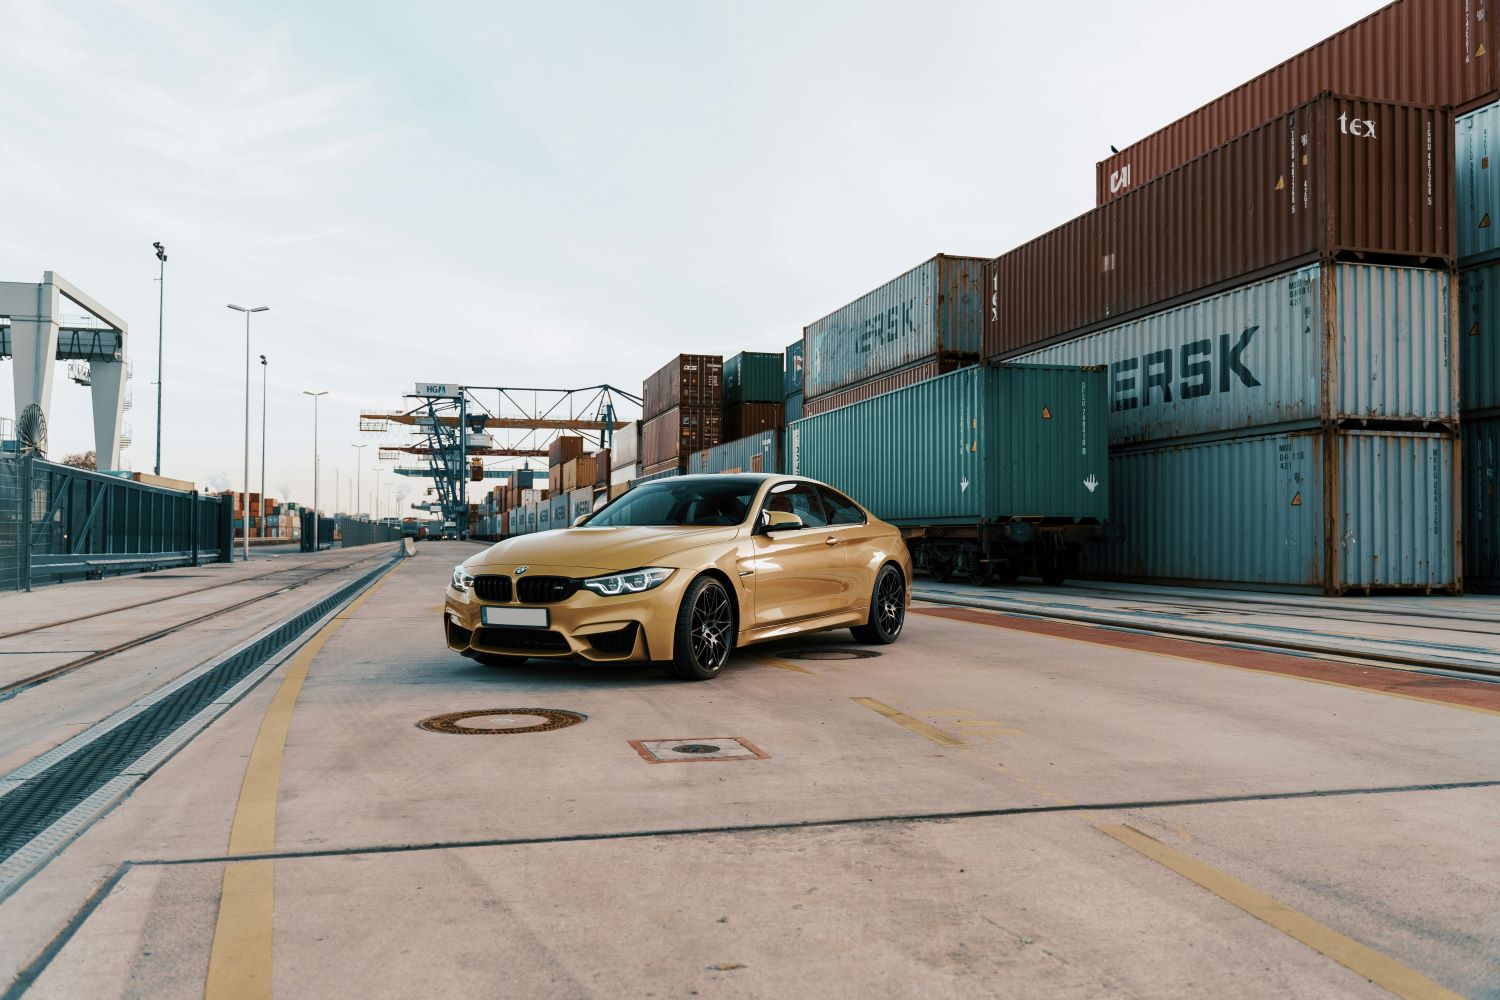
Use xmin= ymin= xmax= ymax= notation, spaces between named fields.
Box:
xmin=851 ymin=565 xmax=906 ymax=645
xmin=668 ymin=576 xmax=735 ymax=680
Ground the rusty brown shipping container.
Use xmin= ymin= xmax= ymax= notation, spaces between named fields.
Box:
xmin=724 ymin=401 xmax=783 ymax=439
xmin=987 ymin=94 xmax=1453 ymax=361
xmin=802 ymin=358 xmax=966 ymax=417
xmin=643 ymin=354 xmax=724 ymax=421
xmin=641 ymin=405 xmax=725 ymax=468
xmin=547 ymin=435 xmax=584 ymax=468
xmin=1096 ymin=0 xmax=1493 ymax=204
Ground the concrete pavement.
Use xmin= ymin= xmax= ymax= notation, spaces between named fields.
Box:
xmin=2 ymin=541 xmax=1496 ymax=998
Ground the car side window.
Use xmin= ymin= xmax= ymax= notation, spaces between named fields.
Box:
xmin=764 ymin=483 xmax=829 ymax=528
xmin=817 ymin=487 xmax=865 ymax=526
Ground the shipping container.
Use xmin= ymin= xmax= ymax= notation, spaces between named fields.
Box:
xmin=536 ymin=500 xmax=551 ymax=533
xmin=547 ymin=435 xmax=584 ymax=468
xmin=1015 ymin=263 xmax=1456 ymax=445
xmin=724 ymin=351 xmax=784 ymax=405
xmin=1457 ymin=100 xmax=1500 ymax=265
xmin=593 ymin=449 xmax=611 ymax=487
xmin=1464 ymin=414 xmax=1500 ymax=587
xmin=633 ymin=465 xmax=682 ymax=486
xmin=804 ymin=358 xmax=966 ymax=417
xmin=1459 ymin=262 xmax=1500 ymax=414
xmin=789 ymin=364 xmax=1109 ymax=584
xmin=560 ymin=455 xmax=598 ymax=492
xmin=1096 ymin=0 xmax=1493 ymax=204
xmin=641 ymin=405 xmax=724 ymax=468
xmin=784 ymin=340 xmax=805 ymax=397
xmin=611 ymin=421 xmax=640 ymax=468
xmin=1091 ymin=428 xmax=1458 ymax=594
xmin=988 ymin=95 xmax=1454 ymax=360
xmin=609 ymin=461 xmax=640 ymax=486
xmin=643 ymin=354 xmax=724 ymax=421
xmin=548 ymin=494 xmax=569 ymax=532
xmin=525 ymin=500 xmax=539 ymax=533
xmin=784 ymin=391 xmax=804 ymax=423
xmin=804 ymin=254 xmax=985 ymax=399
xmin=687 ymin=432 xmax=782 ymax=475
xmin=724 ymin=401 xmax=783 ymax=439
xmin=568 ymin=487 xmax=593 ymax=524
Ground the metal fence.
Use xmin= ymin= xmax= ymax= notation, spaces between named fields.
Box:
xmin=325 ymin=515 xmax=402 ymax=550
xmin=0 ymin=455 xmax=233 ymax=591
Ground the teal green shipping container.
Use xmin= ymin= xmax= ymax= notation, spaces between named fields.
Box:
xmin=1465 ymin=415 xmax=1500 ymax=590
xmin=724 ymin=351 xmax=784 ymax=405
xmin=784 ymin=391 xmax=804 ymax=423
xmin=784 ymin=340 xmax=804 ymax=396
xmin=787 ymin=364 xmax=1109 ymax=584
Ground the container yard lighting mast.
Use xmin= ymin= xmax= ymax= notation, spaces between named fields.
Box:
xmin=360 ymin=382 xmax=640 ymax=539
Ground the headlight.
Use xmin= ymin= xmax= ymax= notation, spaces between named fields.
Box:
xmin=452 ymin=565 xmax=475 ymax=592
xmin=582 ymin=567 xmax=673 ymax=597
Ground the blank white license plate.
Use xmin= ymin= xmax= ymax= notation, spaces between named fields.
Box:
xmin=481 ymin=606 xmax=549 ymax=628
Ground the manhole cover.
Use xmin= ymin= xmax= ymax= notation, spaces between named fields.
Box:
xmin=418 ymin=709 xmax=586 ymax=734
xmin=630 ymin=738 xmax=770 ymax=763
xmin=781 ymin=648 xmax=882 ymax=661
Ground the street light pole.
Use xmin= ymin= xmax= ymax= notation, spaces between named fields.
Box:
xmin=373 ymin=467 xmax=383 ymax=521
xmin=227 ymin=304 xmax=268 ymax=563
xmin=353 ymin=444 xmax=367 ymax=517
xmin=304 ymin=391 xmax=328 ymax=550
xmin=259 ymin=355 xmax=267 ymax=539
xmin=153 ymin=242 xmax=166 ymax=477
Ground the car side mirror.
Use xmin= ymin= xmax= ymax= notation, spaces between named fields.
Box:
xmin=572 ymin=514 xmax=589 ymax=527
xmin=762 ymin=510 xmax=804 ymax=533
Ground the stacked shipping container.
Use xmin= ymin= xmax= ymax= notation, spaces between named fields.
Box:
xmin=1457 ymin=100 xmax=1500 ymax=586
xmin=641 ymin=354 xmax=724 ymax=475
xmin=803 ymin=254 xmax=985 ymax=416
xmin=1095 ymin=0 xmax=1495 ymax=204
xmin=1009 ymin=122 xmax=1460 ymax=591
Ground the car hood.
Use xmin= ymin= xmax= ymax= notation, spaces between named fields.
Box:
xmin=470 ymin=525 xmax=744 ymax=574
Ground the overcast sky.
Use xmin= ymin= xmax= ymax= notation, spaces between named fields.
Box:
xmin=1 ymin=0 xmax=1386 ymax=517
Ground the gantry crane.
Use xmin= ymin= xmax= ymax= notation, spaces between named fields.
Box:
xmin=360 ymin=382 xmax=640 ymax=538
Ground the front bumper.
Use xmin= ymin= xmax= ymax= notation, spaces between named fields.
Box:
xmin=443 ymin=570 xmax=691 ymax=663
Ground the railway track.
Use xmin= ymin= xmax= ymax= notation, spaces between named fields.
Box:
xmin=0 ymin=549 xmax=394 ymax=701
xmin=913 ymin=583 xmax=1500 ymax=683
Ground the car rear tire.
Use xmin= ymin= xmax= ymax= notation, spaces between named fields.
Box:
xmin=666 ymin=576 xmax=734 ymax=681
xmin=472 ymin=652 xmax=528 ymax=667
xmin=851 ymin=565 xmax=906 ymax=645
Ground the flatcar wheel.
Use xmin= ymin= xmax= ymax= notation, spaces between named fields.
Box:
xmin=966 ymin=559 xmax=994 ymax=586
xmin=929 ymin=558 xmax=955 ymax=583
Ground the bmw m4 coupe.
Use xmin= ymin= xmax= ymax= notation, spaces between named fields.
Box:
xmin=443 ymin=474 xmax=911 ymax=680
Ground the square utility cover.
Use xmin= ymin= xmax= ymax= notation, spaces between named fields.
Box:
xmin=629 ymin=737 xmax=769 ymax=763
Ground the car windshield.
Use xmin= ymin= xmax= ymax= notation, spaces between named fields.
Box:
xmin=585 ymin=479 xmax=759 ymax=527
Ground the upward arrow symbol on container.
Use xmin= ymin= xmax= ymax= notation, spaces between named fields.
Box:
xmin=1083 ymin=475 xmax=1099 ymax=493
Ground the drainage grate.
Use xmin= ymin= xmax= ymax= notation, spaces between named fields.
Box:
xmin=781 ymin=648 xmax=883 ymax=661
xmin=0 ymin=556 xmax=400 ymax=867
xmin=630 ymin=737 xmax=770 ymax=763
xmin=418 ymin=709 xmax=586 ymax=734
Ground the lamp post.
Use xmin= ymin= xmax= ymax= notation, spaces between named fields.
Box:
xmin=153 ymin=242 xmax=166 ymax=477
xmin=353 ymin=443 xmax=367 ymax=517
xmin=227 ymin=304 xmax=268 ymax=562
xmin=372 ymin=467 xmax=383 ymax=521
xmin=304 ymin=391 xmax=328 ymax=550
xmin=259 ymin=354 xmax=267 ymax=539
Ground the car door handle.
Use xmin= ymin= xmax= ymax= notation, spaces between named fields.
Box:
xmin=825 ymin=536 xmax=839 ymax=546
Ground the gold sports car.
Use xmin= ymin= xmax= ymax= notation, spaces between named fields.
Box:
xmin=444 ymin=474 xmax=912 ymax=680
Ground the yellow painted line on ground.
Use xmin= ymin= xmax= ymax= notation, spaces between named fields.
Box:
xmin=1097 ymin=824 xmax=1465 ymax=1000
xmin=204 ymin=562 xmax=402 ymax=1000
xmin=853 ymin=697 xmax=965 ymax=746
xmin=740 ymin=652 xmax=815 ymax=675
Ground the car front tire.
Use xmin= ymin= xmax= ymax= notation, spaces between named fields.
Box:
xmin=851 ymin=564 xmax=906 ymax=645
xmin=667 ymin=576 xmax=734 ymax=681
